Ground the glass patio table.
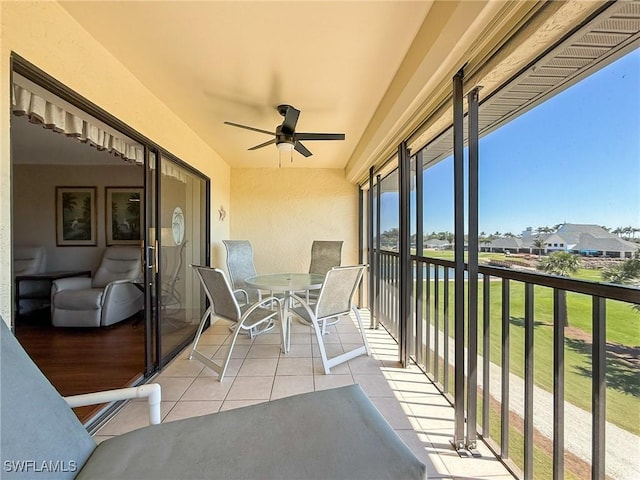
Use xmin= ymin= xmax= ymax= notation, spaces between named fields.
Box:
xmin=244 ymin=273 xmax=324 ymax=353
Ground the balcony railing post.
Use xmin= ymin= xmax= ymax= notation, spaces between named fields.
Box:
xmin=444 ymin=267 xmax=450 ymax=394
xmin=482 ymin=274 xmax=491 ymax=438
xmin=524 ymin=283 xmax=534 ymax=479
xmin=592 ymin=296 xmax=606 ymax=480
xmin=553 ymin=288 xmax=565 ymax=480
xmin=425 ymin=261 xmax=431 ymax=374
xmin=501 ymin=278 xmax=510 ymax=459
xmin=434 ymin=266 xmax=440 ymax=383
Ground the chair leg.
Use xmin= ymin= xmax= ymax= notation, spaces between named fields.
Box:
xmin=189 ymin=306 xmax=212 ymax=360
xmin=316 ymin=308 xmax=371 ymax=375
xmin=311 ymin=318 xmax=332 ymax=374
xmin=352 ymin=306 xmax=371 ymax=355
xmin=218 ymin=322 xmax=244 ymax=381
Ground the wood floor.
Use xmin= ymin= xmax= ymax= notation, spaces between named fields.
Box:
xmin=15 ymin=311 xmax=146 ymax=424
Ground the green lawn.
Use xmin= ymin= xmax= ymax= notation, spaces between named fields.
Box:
xmin=418 ymin=278 xmax=640 ymax=436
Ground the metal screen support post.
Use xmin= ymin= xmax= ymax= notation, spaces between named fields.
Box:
xmin=368 ymin=167 xmax=375 ymax=328
xmin=399 ymin=141 xmax=411 ymax=367
xmin=466 ymin=86 xmax=480 ymax=451
xmin=415 ymin=150 xmax=424 ymax=365
xmin=374 ymin=174 xmax=382 ymax=329
xmin=451 ymin=67 xmax=465 ymax=451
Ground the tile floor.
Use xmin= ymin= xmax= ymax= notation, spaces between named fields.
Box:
xmin=94 ymin=311 xmax=514 ymax=479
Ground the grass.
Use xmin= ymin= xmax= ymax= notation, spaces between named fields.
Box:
xmin=415 ymin=278 xmax=640 ymax=436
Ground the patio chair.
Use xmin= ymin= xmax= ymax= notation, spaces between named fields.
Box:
xmin=222 ymin=239 xmax=262 ymax=304
xmin=0 ymin=317 xmax=426 ymax=480
xmin=189 ymin=265 xmax=282 ymax=381
xmin=305 ymin=240 xmax=343 ymax=326
xmin=291 ymin=265 xmax=370 ymax=373
xmin=309 ymin=240 xmax=343 ymax=276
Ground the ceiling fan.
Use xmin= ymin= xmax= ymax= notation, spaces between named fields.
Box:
xmin=224 ymin=104 xmax=345 ymax=158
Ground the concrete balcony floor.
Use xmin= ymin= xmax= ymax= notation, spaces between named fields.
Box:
xmin=94 ymin=310 xmax=513 ymax=479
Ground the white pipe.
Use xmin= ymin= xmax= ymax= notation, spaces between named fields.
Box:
xmin=64 ymin=383 xmax=162 ymax=425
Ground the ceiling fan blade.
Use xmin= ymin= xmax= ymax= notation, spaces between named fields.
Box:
xmin=281 ymin=106 xmax=300 ymax=133
xmin=295 ymin=132 xmax=345 ymax=141
xmin=294 ymin=141 xmax=312 ymax=157
xmin=248 ymin=138 xmax=276 ymax=150
xmin=224 ymin=121 xmax=273 ymax=136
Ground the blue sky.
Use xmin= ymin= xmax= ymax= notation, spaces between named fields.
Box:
xmin=381 ymin=48 xmax=639 ymax=235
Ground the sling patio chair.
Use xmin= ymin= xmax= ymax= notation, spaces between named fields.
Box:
xmin=290 ymin=264 xmax=371 ymax=373
xmin=304 ymin=240 xmax=344 ymax=328
xmin=189 ymin=265 xmax=283 ymax=380
xmin=222 ymin=239 xmax=276 ymax=336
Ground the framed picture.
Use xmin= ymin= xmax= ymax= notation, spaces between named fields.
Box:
xmin=56 ymin=187 xmax=97 ymax=246
xmin=106 ymin=187 xmax=144 ymax=245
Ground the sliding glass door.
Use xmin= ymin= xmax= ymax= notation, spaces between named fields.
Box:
xmin=156 ymin=155 xmax=208 ymax=366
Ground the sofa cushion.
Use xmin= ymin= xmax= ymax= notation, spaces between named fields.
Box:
xmin=0 ymin=319 xmax=96 ymax=479
xmin=76 ymin=384 xmax=426 ymax=480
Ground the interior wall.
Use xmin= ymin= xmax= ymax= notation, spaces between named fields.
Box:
xmin=0 ymin=1 xmax=231 ymax=321
xmin=229 ymin=168 xmax=358 ymax=274
xmin=13 ymin=163 xmax=142 ymax=273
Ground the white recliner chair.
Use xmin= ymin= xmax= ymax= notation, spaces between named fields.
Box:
xmin=51 ymin=246 xmax=143 ymax=327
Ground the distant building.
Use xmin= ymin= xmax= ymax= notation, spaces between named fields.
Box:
xmin=569 ymin=233 xmax=638 ymax=258
xmin=550 ymin=223 xmax=637 ymax=258
xmin=425 ymin=239 xmax=451 ymax=250
xmin=479 ymin=236 xmax=524 ymax=254
xmin=481 ymin=223 xmax=638 ymax=258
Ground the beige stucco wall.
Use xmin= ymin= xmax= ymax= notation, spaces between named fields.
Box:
xmin=229 ymin=168 xmax=359 ymax=274
xmin=0 ymin=1 xmax=231 ymax=322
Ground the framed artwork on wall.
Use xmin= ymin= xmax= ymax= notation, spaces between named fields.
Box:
xmin=55 ymin=186 xmax=97 ymax=246
xmin=106 ymin=187 xmax=144 ymax=245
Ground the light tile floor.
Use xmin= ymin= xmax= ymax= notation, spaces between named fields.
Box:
xmin=94 ymin=311 xmax=514 ymax=479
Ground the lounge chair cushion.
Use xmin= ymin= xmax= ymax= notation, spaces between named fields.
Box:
xmin=0 ymin=320 xmax=96 ymax=480
xmin=76 ymin=385 xmax=426 ymax=480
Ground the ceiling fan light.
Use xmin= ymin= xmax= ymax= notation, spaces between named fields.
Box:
xmin=277 ymin=142 xmax=294 ymax=152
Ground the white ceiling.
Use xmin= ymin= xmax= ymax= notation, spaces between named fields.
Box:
xmin=55 ymin=1 xmax=434 ymax=169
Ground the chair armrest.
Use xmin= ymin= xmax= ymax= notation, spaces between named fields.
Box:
xmin=290 ymin=293 xmax=315 ymax=318
xmin=102 ymin=278 xmax=141 ymax=299
xmin=52 ymin=277 xmax=92 ymax=292
xmin=232 ymin=288 xmax=250 ymax=305
xmin=241 ymin=296 xmax=283 ymax=319
xmin=63 ymin=383 xmax=162 ymax=425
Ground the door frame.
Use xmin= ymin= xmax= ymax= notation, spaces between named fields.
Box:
xmin=11 ymin=53 xmax=211 ymax=377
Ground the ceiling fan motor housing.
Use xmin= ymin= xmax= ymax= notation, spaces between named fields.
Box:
xmin=275 ymin=124 xmax=295 ymax=147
